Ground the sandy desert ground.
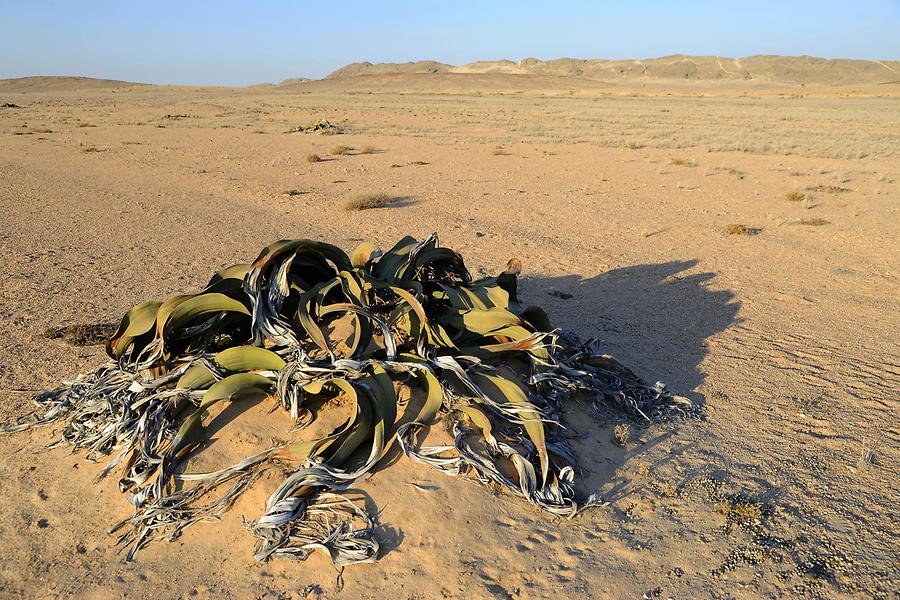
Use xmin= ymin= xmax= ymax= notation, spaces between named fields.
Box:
xmin=0 ymin=72 xmax=898 ymax=599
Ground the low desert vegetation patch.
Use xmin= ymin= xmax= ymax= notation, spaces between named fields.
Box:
xmin=670 ymin=158 xmax=697 ymax=167
xmin=613 ymin=423 xmax=630 ymax=447
xmin=359 ymin=145 xmax=376 ymax=155
xmin=491 ymin=146 xmax=508 ymax=155
xmin=724 ymin=224 xmax=761 ymax=236
xmin=344 ymin=192 xmax=394 ymax=211
xmin=331 ymin=145 xmax=354 ymax=155
xmin=281 ymin=189 xmax=305 ymax=197
xmin=713 ymin=167 xmax=746 ymax=179
xmin=785 ymin=191 xmax=806 ymax=202
xmin=306 ymin=153 xmax=323 ymax=163
xmin=285 ymin=119 xmax=341 ymax=135
xmin=794 ymin=218 xmax=830 ymax=227
xmin=806 ymin=184 xmax=851 ymax=194
xmin=44 ymin=323 xmax=117 ymax=346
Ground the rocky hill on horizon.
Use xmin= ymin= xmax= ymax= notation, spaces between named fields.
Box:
xmin=325 ymin=54 xmax=900 ymax=86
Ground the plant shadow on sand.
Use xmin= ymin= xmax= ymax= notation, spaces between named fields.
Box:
xmin=524 ymin=259 xmax=740 ymax=502
xmin=529 ymin=259 xmax=740 ymax=406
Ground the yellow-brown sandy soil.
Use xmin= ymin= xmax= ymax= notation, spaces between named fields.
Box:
xmin=0 ymin=76 xmax=897 ymax=599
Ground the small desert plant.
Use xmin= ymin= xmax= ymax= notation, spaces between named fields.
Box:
xmin=723 ymin=224 xmax=759 ymax=236
xmin=714 ymin=167 xmax=745 ymax=179
xmin=670 ymin=158 xmax=696 ymax=167
xmin=359 ymin=146 xmax=376 ymax=155
xmin=785 ymin=191 xmax=806 ymax=202
xmin=331 ymin=145 xmax=354 ymax=155
xmin=81 ymin=146 xmax=105 ymax=153
xmin=795 ymin=218 xmax=830 ymax=226
xmin=344 ymin=192 xmax=393 ymax=211
xmin=491 ymin=146 xmax=507 ymax=156
xmin=306 ymin=153 xmax=323 ymax=163
xmin=44 ymin=323 xmax=117 ymax=346
xmin=613 ymin=424 xmax=630 ymax=447
xmin=282 ymin=189 xmax=304 ymax=197
xmin=806 ymin=185 xmax=850 ymax=194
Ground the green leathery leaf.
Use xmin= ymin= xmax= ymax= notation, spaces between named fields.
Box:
xmin=153 ymin=294 xmax=194 ymax=339
xmin=439 ymin=284 xmax=509 ymax=311
xmin=175 ymin=347 xmax=283 ymax=390
xmin=479 ymin=374 xmax=549 ymax=486
xmin=439 ymin=306 xmax=520 ymax=341
xmin=372 ymin=235 xmax=419 ymax=281
xmin=214 ymin=346 xmax=285 ymax=372
xmin=204 ymin=263 xmax=250 ymax=291
xmin=171 ymin=373 xmax=274 ymax=453
xmin=296 ymin=282 xmax=334 ymax=354
xmin=368 ymin=364 xmax=397 ymax=433
xmin=106 ymin=300 xmax=162 ymax=359
xmin=318 ymin=378 xmax=372 ymax=466
xmin=413 ymin=368 xmax=443 ymax=424
xmin=176 ymin=364 xmax=216 ymax=390
xmin=276 ymin=429 xmax=344 ymax=463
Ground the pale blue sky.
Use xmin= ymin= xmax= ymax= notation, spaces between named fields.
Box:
xmin=2 ymin=0 xmax=898 ymax=86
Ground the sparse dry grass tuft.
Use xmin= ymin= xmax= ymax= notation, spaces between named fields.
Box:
xmin=613 ymin=424 xmax=630 ymax=447
xmin=282 ymin=189 xmax=305 ymax=197
xmin=715 ymin=167 xmax=745 ymax=179
xmin=806 ymin=184 xmax=851 ymax=194
xmin=785 ymin=191 xmax=806 ymax=202
xmin=344 ymin=192 xmax=394 ymax=211
xmin=716 ymin=496 xmax=763 ymax=524
xmin=44 ymin=323 xmax=117 ymax=346
xmin=81 ymin=146 xmax=105 ymax=153
xmin=670 ymin=158 xmax=697 ymax=166
xmin=359 ymin=146 xmax=376 ymax=155
xmin=306 ymin=153 xmax=323 ymax=163
xmin=795 ymin=218 xmax=830 ymax=226
xmin=331 ymin=145 xmax=354 ymax=155
xmin=724 ymin=224 xmax=760 ymax=236
xmin=491 ymin=146 xmax=507 ymax=156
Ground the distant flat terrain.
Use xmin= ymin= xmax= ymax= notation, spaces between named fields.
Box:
xmin=0 ymin=75 xmax=897 ymax=599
